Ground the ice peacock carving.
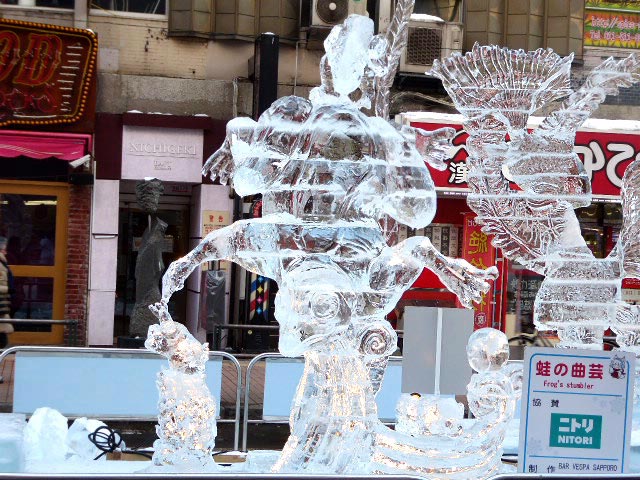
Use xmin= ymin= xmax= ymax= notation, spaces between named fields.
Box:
xmin=145 ymin=0 xmax=521 ymax=477
xmin=431 ymin=46 xmax=640 ymax=351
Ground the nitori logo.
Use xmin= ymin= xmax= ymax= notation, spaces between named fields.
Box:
xmin=549 ymin=414 xmax=602 ymax=450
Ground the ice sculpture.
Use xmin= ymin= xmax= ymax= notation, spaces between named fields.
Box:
xmin=145 ymin=1 xmax=520 ymax=476
xmin=387 ymin=328 xmax=518 ymax=477
xmin=145 ymin=312 xmax=217 ymax=469
xmin=431 ymin=46 xmax=640 ymax=350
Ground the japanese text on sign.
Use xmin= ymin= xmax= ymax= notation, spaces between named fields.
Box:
xmin=202 ymin=210 xmax=230 ymax=236
xmin=520 ymin=348 xmax=634 ymax=475
xmin=411 ymin=120 xmax=640 ymax=197
xmin=459 ymin=213 xmax=495 ymax=329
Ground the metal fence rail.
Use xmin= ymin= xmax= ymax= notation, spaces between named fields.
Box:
xmin=0 ymin=319 xmax=80 ymax=346
xmin=212 ymin=324 xmax=279 ymax=351
xmin=242 ymin=352 xmax=403 ymax=451
xmin=0 ymin=346 xmax=243 ymax=450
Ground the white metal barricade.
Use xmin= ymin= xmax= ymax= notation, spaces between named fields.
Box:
xmin=0 ymin=346 xmax=243 ymax=451
xmin=242 ymin=352 xmax=403 ymax=451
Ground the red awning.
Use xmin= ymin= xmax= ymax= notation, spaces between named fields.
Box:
xmin=0 ymin=130 xmax=92 ymax=161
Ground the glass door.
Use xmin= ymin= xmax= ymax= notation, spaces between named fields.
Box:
xmin=0 ymin=180 xmax=69 ymax=344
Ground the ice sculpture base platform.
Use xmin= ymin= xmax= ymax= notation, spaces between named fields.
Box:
xmin=0 ymin=472 xmax=430 ymax=480
xmin=6 ymin=468 xmax=640 ymax=479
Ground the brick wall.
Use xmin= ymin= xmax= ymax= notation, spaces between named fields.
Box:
xmin=64 ymin=184 xmax=91 ymax=345
xmin=0 ymin=6 xmax=74 ymax=27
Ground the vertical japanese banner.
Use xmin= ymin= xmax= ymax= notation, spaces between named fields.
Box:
xmin=459 ymin=212 xmax=496 ymax=329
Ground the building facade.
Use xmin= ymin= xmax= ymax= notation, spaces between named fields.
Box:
xmin=0 ymin=18 xmax=97 ymax=345
xmin=2 ymin=0 xmax=639 ymax=347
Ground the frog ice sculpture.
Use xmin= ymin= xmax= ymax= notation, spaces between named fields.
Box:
xmin=146 ymin=1 xmax=520 ymax=476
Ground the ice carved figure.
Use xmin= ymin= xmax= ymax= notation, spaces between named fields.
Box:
xmin=386 ymin=329 xmax=520 ymax=477
xmin=144 ymin=307 xmax=218 ymax=469
xmin=146 ymin=1 xmax=518 ymax=476
xmin=431 ymin=45 xmax=640 ymax=350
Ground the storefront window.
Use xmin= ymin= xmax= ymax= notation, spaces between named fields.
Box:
xmin=0 ymin=0 xmax=74 ymax=8
xmin=1 ymin=194 xmax=56 ymax=266
xmin=505 ymin=266 xmax=543 ymax=336
xmin=91 ymin=0 xmax=165 ymax=14
xmin=505 ymin=202 xmax=625 ymax=338
xmin=11 ymin=277 xmax=53 ymax=331
xmin=0 ymin=182 xmax=68 ymax=345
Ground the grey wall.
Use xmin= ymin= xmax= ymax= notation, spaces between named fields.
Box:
xmin=97 ymin=73 xmax=316 ymax=119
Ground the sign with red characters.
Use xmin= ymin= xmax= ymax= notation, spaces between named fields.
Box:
xmin=409 ymin=117 xmax=640 ymax=197
xmin=0 ymin=18 xmax=98 ymax=127
xmin=520 ymin=348 xmax=634 ymax=475
xmin=459 ymin=212 xmax=496 ymax=330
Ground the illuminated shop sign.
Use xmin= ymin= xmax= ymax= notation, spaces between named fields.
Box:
xmin=0 ymin=18 xmax=98 ymax=127
xmin=410 ymin=118 xmax=640 ymax=197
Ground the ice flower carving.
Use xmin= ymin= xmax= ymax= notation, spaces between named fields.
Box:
xmin=432 ymin=45 xmax=640 ymax=350
xmin=433 ymin=45 xmax=573 ymax=133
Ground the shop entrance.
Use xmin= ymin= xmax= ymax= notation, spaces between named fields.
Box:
xmin=0 ymin=180 xmax=69 ymax=344
xmin=114 ymin=196 xmax=190 ymax=337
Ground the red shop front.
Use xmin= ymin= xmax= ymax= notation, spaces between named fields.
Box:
xmin=398 ymin=112 xmax=640 ymax=339
xmin=0 ymin=18 xmax=98 ymax=345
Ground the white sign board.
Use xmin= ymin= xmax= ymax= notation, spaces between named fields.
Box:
xmin=122 ymin=126 xmax=204 ymax=182
xmin=519 ymin=347 xmax=634 ymax=475
xmin=401 ymin=307 xmax=473 ymax=395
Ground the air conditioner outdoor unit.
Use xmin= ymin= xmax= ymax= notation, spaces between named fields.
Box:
xmin=399 ymin=15 xmax=463 ymax=74
xmin=311 ymin=0 xmax=368 ymax=27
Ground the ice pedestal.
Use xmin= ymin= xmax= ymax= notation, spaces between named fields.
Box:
xmin=0 ymin=413 xmax=25 ymax=473
xmin=244 ymin=450 xmax=281 ymax=472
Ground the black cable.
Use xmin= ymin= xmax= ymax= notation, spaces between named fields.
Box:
xmin=122 ymin=449 xmax=154 ymax=460
xmin=87 ymin=425 xmax=123 ymax=460
xmin=87 ymin=425 xmax=236 ymax=461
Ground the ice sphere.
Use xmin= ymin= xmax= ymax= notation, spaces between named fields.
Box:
xmin=0 ymin=413 xmax=26 ymax=473
xmin=23 ymin=408 xmax=68 ymax=464
xmin=66 ymin=418 xmax=108 ymax=461
xmin=466 ymin=327 xmax=509 ymax=372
